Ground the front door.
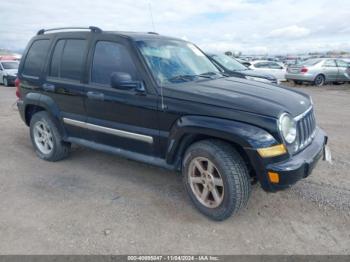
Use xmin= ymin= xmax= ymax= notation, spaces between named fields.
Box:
xmin=83 ymin=37 xmax=159 ymax=156
xmin=335 ymin=59 xmax=350 ymax=82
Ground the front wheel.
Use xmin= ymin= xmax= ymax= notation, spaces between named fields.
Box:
xmin=182 ymin=140 xmax=251 ymax=221
xmin=3 ymin=77 xmax=9 ymax=87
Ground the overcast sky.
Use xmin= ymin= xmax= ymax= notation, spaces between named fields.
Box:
xmin=1 ymin=0 xmax=350 ymax=54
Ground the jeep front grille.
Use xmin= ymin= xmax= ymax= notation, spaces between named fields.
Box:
xmin=295 ymin=107 xmax=316 ymax=151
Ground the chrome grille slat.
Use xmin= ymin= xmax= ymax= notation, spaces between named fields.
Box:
xmin=295 ymin=107 xmax=316 ymax=151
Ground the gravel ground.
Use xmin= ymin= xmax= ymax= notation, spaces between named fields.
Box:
xmin=0 ymin=83 xmax=349 ymax=255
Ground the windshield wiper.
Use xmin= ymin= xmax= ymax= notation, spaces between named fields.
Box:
xmin=198 ymin=72 xmax=219 ymax=78
xmin=168 ymin=72 xmax=223 ymax=83
xmin=168 ymin=74 xmax=198 ymax=83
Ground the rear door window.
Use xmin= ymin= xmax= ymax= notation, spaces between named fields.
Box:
xmin=23 ymin=39 xmax=50 ymax=76
xmin=49 ymin=39 xmax=87 ymax=81
xmin=323 ymin=60 xmax=336 ymax=67
xmin=268 ymin=62 xmax=282 ymax=69
xmin=50 ymin=40 xmax=65 ymax=77
xmin=254 ymin=62 xmax=269 ymax=68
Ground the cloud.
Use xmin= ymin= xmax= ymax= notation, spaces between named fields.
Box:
xmin=268 ymin=25 xmax=311 ymax=38
xmin=0 ymin=0 xmax=349 ymax=54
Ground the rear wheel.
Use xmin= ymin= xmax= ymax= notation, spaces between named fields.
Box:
xmin=182 ymin=139 xmax=251 ymax=221
xmin=30 ymin=111 xmax=70 ymax=161
xmin=314 ymin=74 xmax=325 ymax=86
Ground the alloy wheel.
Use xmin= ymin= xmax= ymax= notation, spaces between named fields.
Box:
xmin=315 ymin=75 xmax=325 ymax=86
xmin=33 ymin=120 xmax=54 ymax=155
xmin=188 ymin=157 xmax=224 ymax=208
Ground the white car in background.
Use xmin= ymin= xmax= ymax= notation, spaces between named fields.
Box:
xmin=0 ymin=60 xmax=19 ymax=86
xmin=249 ymin=60 xmax=287 ymax=83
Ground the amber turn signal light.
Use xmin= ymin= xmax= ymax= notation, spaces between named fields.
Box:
xmin=268 ymin=172 xmax=280 ymax=184
xmin=257 ymin=144 xmax=287 ymax=158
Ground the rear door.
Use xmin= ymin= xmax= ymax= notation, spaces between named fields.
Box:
xmin=322 ymin=59 xmax=339 ymax=81
xmin=43 ymin=35 xmax=90 ymax=139
xmin=335 ymin=59 xmax=350 ymax=81
xmin=83 ymin=35 xmax=159 ymax=156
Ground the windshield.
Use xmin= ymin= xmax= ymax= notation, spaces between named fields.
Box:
xmin=1 ymin=61 xmax=19 ymax=70
xmin=211 ymin=54 xmax=247 ymax=71
xmin=136 ymin=39 xmax=220 ymax=84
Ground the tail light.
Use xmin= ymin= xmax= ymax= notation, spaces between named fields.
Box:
xmin=300 ymin=67 xmax=308 ymax=73
xmin=15 ymin=78 xmax=21 ymax=99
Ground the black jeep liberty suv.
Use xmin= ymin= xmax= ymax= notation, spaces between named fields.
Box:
xmin=16 ymin=26 xmax=328 ymax=220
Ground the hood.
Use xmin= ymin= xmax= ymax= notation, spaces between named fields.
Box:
xmin=4 ymin=69 xmax=18 ymax=76
xmin=237 ymin=69 xmax=276 ymax=80
xmin=164 ymin=77 xmax=311 ymax=118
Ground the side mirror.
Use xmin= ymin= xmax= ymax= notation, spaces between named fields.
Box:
xmin=110 ymin=72 xmax=145 ymax=94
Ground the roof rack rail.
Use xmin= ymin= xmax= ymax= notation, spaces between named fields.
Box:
xmin=147 ymin=32 xmax=159 ymax=35
xmin=37 ymin=26 xmax=102 ymax=35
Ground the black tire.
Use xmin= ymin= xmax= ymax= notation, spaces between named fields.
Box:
xmin=30 ymin=111 xmax=70 ymax=161
xmin=314 ymin=74 xmax=325 ymax=86
xmin=182 ymin=139 xmax=251 ymax=221
xmin=3 ymin=77 xmax=9 ymax=87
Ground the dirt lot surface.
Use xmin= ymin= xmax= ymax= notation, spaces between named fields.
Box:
xmin=0 ymin=83 xmax=349 ymax=255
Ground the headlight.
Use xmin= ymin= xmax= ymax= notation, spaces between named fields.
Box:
xmin=278 ymin=113 xmax=297 ymax=144
xmin=245 ymin=76 xmax=272 ymax=83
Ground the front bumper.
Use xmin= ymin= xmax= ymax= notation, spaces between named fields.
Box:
xmin=5 ymin=75 xmax=17 ymax=85
xmin=266 ymin=128 xmax=326 ymax=191
xmin=248 ymin=128 xmax=327 ymax=192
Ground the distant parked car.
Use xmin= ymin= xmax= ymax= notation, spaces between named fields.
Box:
xmin=208 ymin=54 xmax=277 ymax=84
xmin=0 ymin=60 xmax=19 ymax=86
xmin=286 ymin=58 xmax=350 ymax=86
xmin=249 ymin=60 xmax=287 ymax=83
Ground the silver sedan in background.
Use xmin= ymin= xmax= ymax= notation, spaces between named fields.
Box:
xmin=286 ymin=58 xmax=350 ymax=86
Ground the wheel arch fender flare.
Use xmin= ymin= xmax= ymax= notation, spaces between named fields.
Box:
xmin=24 ymin=93 xmax=66 ymax=137
xmin=165 ymin=115 xmax=279 ymax=165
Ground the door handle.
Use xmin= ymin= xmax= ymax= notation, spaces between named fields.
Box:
xmin=42 ymin=83 xmax=55 ymax=92
xmin=87 ymin=91 xmax=104 ymax=100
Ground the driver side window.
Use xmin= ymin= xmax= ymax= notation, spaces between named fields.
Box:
xmin=91 ymin=41 xmax=138 ymax=85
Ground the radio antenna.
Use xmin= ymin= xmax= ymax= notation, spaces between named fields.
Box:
xmin=148 ymin=1 xmax=156 ymax=32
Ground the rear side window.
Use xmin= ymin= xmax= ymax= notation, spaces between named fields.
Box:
xmin=323 ymin=60 xmax=336 ymax=67
xmin=49 ymin=39 xmax=87 ymax=81
xmin=254 ymin=62 xmax=268 ymax=68
xmin=268 ymin=62 xmax=282 ymax=69
xmin=91 ymin=41 xmax=138 ymax=85
xmin=23 ymin=39 xmax=50 ymax=76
